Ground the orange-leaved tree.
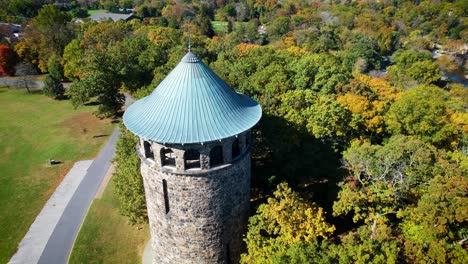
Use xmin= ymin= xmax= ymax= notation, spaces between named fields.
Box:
xmin=0 ymin=45 xmax=16 ymax=76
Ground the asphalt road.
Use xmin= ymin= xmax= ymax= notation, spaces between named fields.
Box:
xmin=0 ymin=77 xmax=43 ymax=87
xmin=37 ymin=128 xmax=119 ymax=264
xmin=0 ymin=76 xmax=71 ymax=89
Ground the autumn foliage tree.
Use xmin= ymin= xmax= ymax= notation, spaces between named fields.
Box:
xmin=20 ymin=4 xmax=74 ymax=72
xmin=401 ymin=175 xmax=467 ymax=263
xmin=241 ymin=183 xmax=335 ymax=263
xmin=0 ymin=45 xmax=16 ymax=76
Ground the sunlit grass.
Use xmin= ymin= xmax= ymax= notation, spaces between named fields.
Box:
xmin=0 ymin=87 xmax=115 ymax=262
xmin=69 ymin=180 xmax=149 ymax=263
xmin=88 ymin=9 xmax=108 ymax=15
xmin=212 ymin=20 xmax=228 ymax=34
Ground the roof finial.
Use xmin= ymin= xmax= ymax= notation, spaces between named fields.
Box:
xmin=188 ymin=35 xmax=191 ymax=52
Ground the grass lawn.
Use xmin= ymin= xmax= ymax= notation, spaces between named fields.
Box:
xmin=0 ymin=86 xmax=115 ymax=263
xmin=69 ymin=180 xmax=149 ymax=264
xmin=88 ymin=9 xmax=107 ymax=15
xmin=212 ymin=20 xmax=228 ymax=34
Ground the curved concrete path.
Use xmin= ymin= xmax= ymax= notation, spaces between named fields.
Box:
xmin=142 ymin=239 xmax=154 ymax=264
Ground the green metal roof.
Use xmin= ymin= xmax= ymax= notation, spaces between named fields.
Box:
xmin=123 ymin=51 xmax=262 ymax=144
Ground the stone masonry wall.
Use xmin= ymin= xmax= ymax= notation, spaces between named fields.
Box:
xmin=138 ymin=134 xmax=251 ymax=264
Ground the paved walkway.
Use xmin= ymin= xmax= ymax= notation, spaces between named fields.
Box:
xmin=8 ymin=129 xmax=119 ymax=264
xmin=142 ymin=239 xmax=154 ymax=264
xmin=38 ymin=129 xmax=119 ymax=264
xmin=8 ymin=161 xmax=93 ymax=264
xmin=7 ymin=92 xmax=133 ymax=264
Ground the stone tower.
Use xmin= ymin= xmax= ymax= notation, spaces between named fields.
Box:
xmin=123 ymin=51 xmax=262 ymax=263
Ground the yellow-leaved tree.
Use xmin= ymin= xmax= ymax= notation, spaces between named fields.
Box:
xmin=241 ymin=183 xmax=335 ymax=264
xmin=336 ymin=75 xmax=400 ymax=138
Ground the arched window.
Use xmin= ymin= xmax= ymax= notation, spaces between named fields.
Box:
xmin=210 ymin=146 xmax=223 ymax=167
xmin=143 ymin=141 xmax=154 ymax=159
xmin=161 ymin=148 xmax=176 ymax=167
xmin=232 ymin=138 xmax=240 ymax=159
xmin=184 ymin=149 xmax=200 ymax=169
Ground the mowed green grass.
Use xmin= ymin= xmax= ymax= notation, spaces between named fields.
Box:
xmin=69 ymin=180 xmax=149 ymax=263
xmin=212 ymin=20 xmax=228 ymax=34
xmin=212 ymin=21 xmax=249 ymax=35
xmin=88 ymin=9 xmax=107 ymax=15
xmin=0 ymin=86 xmax=115 ymax=262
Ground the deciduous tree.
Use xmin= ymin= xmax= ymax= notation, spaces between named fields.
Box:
xmin=334 ymin=135 xmax=439 ymax=228
xmin=42 ymin=56 xmax=64 ymax=99
xmin=68 ymin=51 xmax=124 ymax=117
xmin=113 ymin=124 xmax=147 ymax=224
xmin=305 ymin=95 xmax=356 ymax=147
xmin=62 ymin=39 xmax=85 ymax=80
xmin=385 ymin=85 xmax=459 ymax=148
xmin=0 ymin=45 xmax=16 ymax=76
xmin=401 ymin=175 xmax=468 ymax=263
xmin=22 ymin=4 xmax=74 ymax=72
xmin=336 ymin=75 xmax=400 ymax=139
xmin=241 ymin=182 xmax=335 ymax=263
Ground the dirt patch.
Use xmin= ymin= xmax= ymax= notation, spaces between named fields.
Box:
xmin=60 ymin=112 xmax=109 ymax=138
xmin=2 ymin=146 xmax=13 ymax=156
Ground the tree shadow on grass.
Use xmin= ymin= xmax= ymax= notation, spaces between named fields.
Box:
xmin=57 ymin=94 xmax=70 ymax=100
xmin=92 ymin=134 xmax=109 ymax=138
xmin=84 ymin=101 xmax=100 ymax=106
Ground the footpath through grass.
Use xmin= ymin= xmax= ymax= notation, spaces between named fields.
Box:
xmin=0 ymin=86 xmax=115 ymax=262
xmin=69 ymin=179 xmax=149 ymax=263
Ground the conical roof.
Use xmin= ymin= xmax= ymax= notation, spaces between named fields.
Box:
xmin=123 ymin=51 xmax=262 ymax=144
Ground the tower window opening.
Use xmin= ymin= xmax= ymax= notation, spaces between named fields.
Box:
xmin=226 ymin=244 xmax=231 ymax=264
xmin=184 ymin=149 xmax=200 ymax=170
xmin=246 ymin=131 xmax=251 ymax=147
xmin=162 ymin=179 xmax=169 ymax=214
xmin=143 ymin=141 xmax=154 ymax=159
xmin=161 ymin=148 xmax=176 ymax=167
xmin=210 ymin=146 xmax=223 ymax=167
xmin=232 ymin=138 xmax=240 ymax=159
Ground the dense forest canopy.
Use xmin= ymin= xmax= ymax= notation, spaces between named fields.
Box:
xmin=1 ymin=0 xmax=467 ymax=263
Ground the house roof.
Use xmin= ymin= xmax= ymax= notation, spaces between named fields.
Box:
xmin=123 ymin=51 xmax=262 ymax=144
xmin=89 ymin=13 xmax=133 ymax=22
